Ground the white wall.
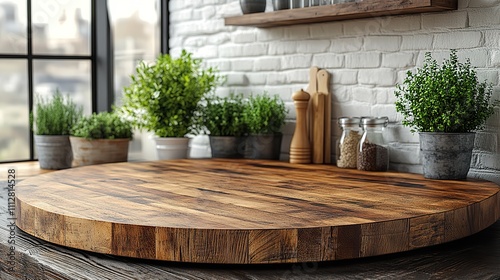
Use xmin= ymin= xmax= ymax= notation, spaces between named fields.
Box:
xmin=169 ymin=0 xmax=500 ymax=183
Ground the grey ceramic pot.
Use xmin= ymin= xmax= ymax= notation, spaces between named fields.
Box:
xmin=419 ymin=132 xmax=475 ymax=180
xmin=244 ymin=133 xmax=282 ymax=160
xmin=209 ymin=136 xmax=245 ymax=158
xmin=272 ymin=0 xmax=290 ymax=10
xmin=240 ymin=0 xmax=267 ymax=14
xmin=35 ymin=135 xmax=72 ymax=170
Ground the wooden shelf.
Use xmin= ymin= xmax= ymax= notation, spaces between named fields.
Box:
xmin=16 ymin=159 xmax=500 ymax=264
xmin=224 ymin=0 xmax=458 ymax=28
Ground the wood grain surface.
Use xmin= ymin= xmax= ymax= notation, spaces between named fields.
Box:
xmin=224 ymin=0 xmax=458 ymax=28
xmin=15 ymin=159 xmax=500 ymax=264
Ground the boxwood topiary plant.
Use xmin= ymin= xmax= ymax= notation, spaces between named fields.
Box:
xmin=395 ymin=50 xmax=499 ymax=133
xmin=119 ymin=50 xmax=223 ymax=138
xmin=71 ymin=111 xmax=133 ymax=140
xmin=243 ymin=93 xmax=287 ymax=135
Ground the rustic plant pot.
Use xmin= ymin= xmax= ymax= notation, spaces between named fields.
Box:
xmin=244 ymin=133 xmax=282 ymax=160
xmin=155 ymin=137 xmax=190 ymax=160
xmin=240 ymin=0 xmax=267 ymax=14
xmin=272 ymin=0 xmax=290 ymax=10
xmin=35 ymin=135 xmax=73 ymax=170
xmin=70 ymin=137 xmax=129 ymax=167
xmin=419 ymin=132 xmax=476 ymax=180
xmin=209 ymin=136 xmax=245 ymax=158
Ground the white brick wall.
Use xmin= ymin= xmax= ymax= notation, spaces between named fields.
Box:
xmin=169 ymin=0 xmax=500 ymax=183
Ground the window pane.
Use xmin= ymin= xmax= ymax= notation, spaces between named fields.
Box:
xmin=109 ymin=0 xmax=160 ymax=161
xmin=32 ymin=0 xmax=91 ymax=55
xmin=0 ymin=0 xmax=27 ymax=54
xmin=0 ymin=59 xmax=29 ymax=161
xmin=33 ymin=59 xmax=92 ymax=115
xmin=109 ymin=0 xmax=160 ymax=104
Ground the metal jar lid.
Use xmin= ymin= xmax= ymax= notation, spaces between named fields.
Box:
xmin=338 ymin=117 xmax=361 ymax=127
xmin=360 ymin=116 xmax=389 ymax=127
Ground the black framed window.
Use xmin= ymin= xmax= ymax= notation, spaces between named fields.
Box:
xmin=0 ymin=0 xmax=167 ymax=163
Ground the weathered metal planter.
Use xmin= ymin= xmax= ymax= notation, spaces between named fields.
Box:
xmin=35 ymin=135 xmax=73 ymax=170
xmin=70 ymin=137 xmax=129 ymax=167
xmin=419 ymin=132 xmax=476 ymax=180
xmin=209 ymin=136 xmax=245 ymax=158
xmin=244 ymin=133 xmax=282 ymax=160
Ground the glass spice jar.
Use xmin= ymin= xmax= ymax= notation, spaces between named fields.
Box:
xmin=336 ymin=117 xmax=361 ymax=169
xmin=357 ymin=117 xmax=389 ymax=172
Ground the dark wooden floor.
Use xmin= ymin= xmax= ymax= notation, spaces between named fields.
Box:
xmin=2 ymin=162 xmax=500 ymax=279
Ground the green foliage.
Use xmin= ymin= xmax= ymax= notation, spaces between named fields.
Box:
xmin=119 ymin=50 xmax=223 ymax=137
xmin=243 ymin=93 xmax=287 ymax=135
xmin=199 ymin=93 xmax=247 ymax=137
xmin=30 ymin=90 xmax=83 ymax=135
xmin=395 ymin=50 xmax=499 ymax=133
xmin=71 ymin=111 xmax=133 ymax=140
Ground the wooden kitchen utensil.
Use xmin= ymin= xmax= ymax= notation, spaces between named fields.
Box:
xmin=312 ymin=92 xmax=325 ymax=163
xmin=290 ymin=89 xmax=311 ymax=164
xmin=307 ymin=66 xmax=319 ymax=144
xmin=317 ymin=69 xmax=332 ymax=164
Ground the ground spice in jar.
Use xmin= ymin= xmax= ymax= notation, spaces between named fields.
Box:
xmin=357 ymin=142 xmax=388 ymax=171
xmin=337 ymin=130 xmax=361 ymax=168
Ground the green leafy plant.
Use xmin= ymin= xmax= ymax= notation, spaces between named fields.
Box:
xmin=119 ymin=50 xmax=223 ymax=138
xmin=71 ymin=111 xmax=133 ymax=140
xmin=243 ymin=93 xmax=287 ymax=135
xmin=395 ymin=50 xmax=499 ymax=133
xmin=30 ymin=90 xmax=83 ymax=135
xmin=200 ymin=93 xmax=247 ymax=137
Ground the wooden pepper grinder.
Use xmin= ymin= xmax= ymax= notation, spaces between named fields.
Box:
xmin=290 ymin=89 xmax=311 ymax=164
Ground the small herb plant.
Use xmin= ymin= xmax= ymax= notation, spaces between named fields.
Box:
xmin=71 ymin=111 xmax=133 ymax=140
xmin=200 ymin=93 xmax=247 ymax=137
xmin=243 ymin=93 xmax=287 ymax=135
xmin=30 ymin=90 xmax=83 ymax=135
xmin=395 ymin=50 xmax=499 ymax=133
xmin=120 ymin=50 xmax=223 ymax=138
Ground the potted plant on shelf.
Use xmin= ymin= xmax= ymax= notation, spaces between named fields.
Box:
xmin=395 ymin=49 xmax=499 ymax=179
xmin=70 ymin=111 xmax=133 ymax=167
xmin=119 ymin=50 xmax=223 ymax=160
xmin=30 ymin=90 xmax=83 ymax=169
xmin=243 ymin=93 xmax=287 ymax=160
xmin=199 ymin=93 xmax=247 ymax=158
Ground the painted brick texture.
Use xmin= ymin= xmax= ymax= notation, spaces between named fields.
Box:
xmin=169 ymin=1 xmax=500 ymax=183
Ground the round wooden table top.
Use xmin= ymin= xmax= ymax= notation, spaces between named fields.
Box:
xmin=16 ymin=159 xmax=500 ymax=264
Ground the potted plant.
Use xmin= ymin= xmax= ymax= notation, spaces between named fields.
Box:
xmin=30 ymin=90 xmax=83 ymax=169
xmin=243 ymin=93 xmax=287 ymax=160
xmin=395 ymin=50 xmax=499 ymax=179
xmin=200 ymin=93 xmax=247 ymax=158
xmin=119 ymin=50 xmax=223 ymax=160
xmin=70 ymin=111 xmax=133 ymax=167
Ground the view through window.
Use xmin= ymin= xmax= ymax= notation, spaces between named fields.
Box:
xmin=109 ymin=0 xmax=160 ymax=161
xmin=0 ymin=0 xmax=162 ymax=162
xmin=0 ymin=0 xmax=92 ymax=162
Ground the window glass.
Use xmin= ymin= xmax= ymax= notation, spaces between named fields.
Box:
xmin=109 ymin=0 xmax=160 ymax=160
xmin=32 ymin=0 xmax=91 ymax=55
xmin=0 ymin=0 xmax=27 ymax=54
xmin=33 ymin=59 xmax=92 ymax=115
xmin=0 ymin=59 xmax=29 ymax=161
